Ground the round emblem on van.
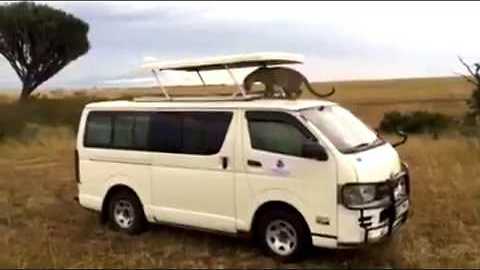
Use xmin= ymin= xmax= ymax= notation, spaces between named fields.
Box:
xmin=356 ymin=158 xmax=362 ymax=162
xmin=277 ymin=159 xmax=285 ymax=168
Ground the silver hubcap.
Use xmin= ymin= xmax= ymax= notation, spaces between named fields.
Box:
xmin=265 ymin=219 xmax=298 ymax=256
xmin=113 ymin=200 xmax=135 ymax=229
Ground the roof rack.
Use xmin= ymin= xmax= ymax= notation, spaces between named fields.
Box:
xmin=136 ymin=52 xmax=303 ymax=102
xmin=133 ymin=94 xmax=264 ymax=102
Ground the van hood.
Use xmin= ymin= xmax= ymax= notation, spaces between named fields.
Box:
xmin=345 ymin=143 xmax=401 ymax=183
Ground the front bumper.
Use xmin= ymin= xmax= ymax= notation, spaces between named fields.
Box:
xmin=337 ymin=166 xmax=411 ymax=247
xmin=363 ymin=199 xmax=409 ymax=242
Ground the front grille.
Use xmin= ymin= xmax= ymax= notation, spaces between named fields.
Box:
xmin=378 ymin=172 xmax=409 ymax=223
xmin=380 ymin=207 xmax=393 ymax=222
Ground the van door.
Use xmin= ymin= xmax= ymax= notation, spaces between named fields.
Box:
xmin=149 ymin=110 xmax=237 ymax=233
xmin=240 ymin=110 xmax=337 ymax=238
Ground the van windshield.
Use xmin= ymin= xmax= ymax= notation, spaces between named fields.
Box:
xmin=301 ymin=106 xmax=385 ymax=154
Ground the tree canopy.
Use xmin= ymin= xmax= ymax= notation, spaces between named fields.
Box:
xmin=0 ymin=1 xmax=90 ymax=101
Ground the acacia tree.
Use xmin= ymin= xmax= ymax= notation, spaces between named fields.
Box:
xmin=0 ymin=1 xmax=90 ymax=101
xmin=458 ymin=57 xmax=480 ymax=124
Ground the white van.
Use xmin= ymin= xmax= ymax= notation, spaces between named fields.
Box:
xmin=75 ymin=98 xmax=410 ymax=261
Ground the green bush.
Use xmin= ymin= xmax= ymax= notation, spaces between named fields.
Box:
xmin=379 ymin=111 xmax=453 ymax=135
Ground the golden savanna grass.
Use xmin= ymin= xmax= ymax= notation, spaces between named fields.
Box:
xmin=0 ymin=76 xmax=479 ymax=268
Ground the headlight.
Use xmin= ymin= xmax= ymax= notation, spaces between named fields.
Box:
xmin=394 ymin=176 xmax=408 ymax=200
xmin=342 ymin=183 xmax=391 ymax=209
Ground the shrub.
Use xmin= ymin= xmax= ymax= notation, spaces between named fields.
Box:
xmin=0 ymin=93 xmax=141 ymax=141
xmin=0 ymin=95 xmax=97 ymax=141
xmin=379 ymin=111 xmax=453 ymax=135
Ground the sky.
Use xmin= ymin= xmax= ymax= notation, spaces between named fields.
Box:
xmin=1 ymin=1 xmax=480 ymax=90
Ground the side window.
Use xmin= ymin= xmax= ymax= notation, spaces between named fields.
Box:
xmin=150 ymin=111 xmax=233 ymax=155
xmin=246 ymin=111 xmax=315 ymax=158
xmin=112 ymin=113 xmax=151 ymax=150
xmin=84 ymin=111 xmax=151 ymax=150
xmin=183 ymin=112 xmax=232 ymax=155
xmin=113 ymin=115 xmax=135 ymax=148
xmin=133 ymin=115 xmax=150 ymax=150
xmin=84 ymin=112 xmax=112 ymax=148
xmin=150 ymin=112 xmax=183 ymax=153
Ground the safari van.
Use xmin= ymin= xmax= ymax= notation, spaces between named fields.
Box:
xmin=75 ymin=53 xmax=410 ymax=261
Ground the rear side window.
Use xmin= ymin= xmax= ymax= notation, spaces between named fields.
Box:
xmin=150 ymin=112 xmax=233 ymax=155
xmin=113 ymin=115 xmax=135 ymax=148
xmin=133 ymin=115 xmax=150 ymax=150
xmin=84 ymin=111 xmax=232 ymax=154
xmin=84 ymin=111 xmax=150 ymax=150
xmin=84 ymin=112 xmax=112 ymax=148
xmin=149 ymin=112 xmax=183 ymax=153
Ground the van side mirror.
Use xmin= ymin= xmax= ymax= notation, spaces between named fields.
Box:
xmin=392 ymin=129 xmax=408 ymax=148
xmin=302 ymin=142 xmax=328 ymax=161
xmin=374 ymin=127 xmax=407 ymax=148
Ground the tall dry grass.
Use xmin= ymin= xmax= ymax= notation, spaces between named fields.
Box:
xmin=394 ymin=135 xmax=480 ymax=267
xmin=1 ymin=127 xmax=479 ymax=268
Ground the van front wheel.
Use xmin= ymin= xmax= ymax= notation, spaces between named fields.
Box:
xmin=108 ymin=190 xmax=146 ymax=234
xmin=257 ymin=210 xmax=310 ymax=262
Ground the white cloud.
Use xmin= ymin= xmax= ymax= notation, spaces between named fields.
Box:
xmin=184 ymin=1 xmax=480 ymax=56
xmin=1 ymin=1 xmax=480 ymax=89
xmin=142 ymin=56 xmax=158 ymax=63
xmin=102 ymin=77 xmax=155 ymax=87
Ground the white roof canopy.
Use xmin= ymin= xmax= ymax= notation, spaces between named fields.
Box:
xmin=141 ymin=52 xmax=304 ymax=71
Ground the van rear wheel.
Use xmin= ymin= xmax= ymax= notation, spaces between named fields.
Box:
xmin=108 ymin=190 xmax=146 ymax=234
xmin=257 ymin=210 xmax=310 ymax=262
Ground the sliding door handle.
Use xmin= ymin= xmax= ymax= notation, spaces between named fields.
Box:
xmin=247 ymin=159 xmax=262 ymax=167
xmin=221 ymin=156 xmax=228 ymax=169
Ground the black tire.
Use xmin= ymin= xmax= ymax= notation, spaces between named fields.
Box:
xmin=256 ymin=209 xmax=311 ymax=262
xmin=108 ymin=190 xmax=146 ymax=235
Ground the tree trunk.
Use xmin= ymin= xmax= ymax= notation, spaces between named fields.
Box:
xmin=18 ymin=84 xmax=34 ymax=103
xmin=19 ymin=89 xmax=30 ymax=103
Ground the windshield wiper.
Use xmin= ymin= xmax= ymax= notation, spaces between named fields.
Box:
xmin=344 ymin=138 xmax=385 ymax=154
xmin=343 ymin=143 xmax=370 ymax=153
xmin=351 ymin=142 xmax=370 ymax=150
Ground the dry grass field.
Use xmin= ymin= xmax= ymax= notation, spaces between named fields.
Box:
xmin=0 ymin=76 xmax=479 ymax=268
